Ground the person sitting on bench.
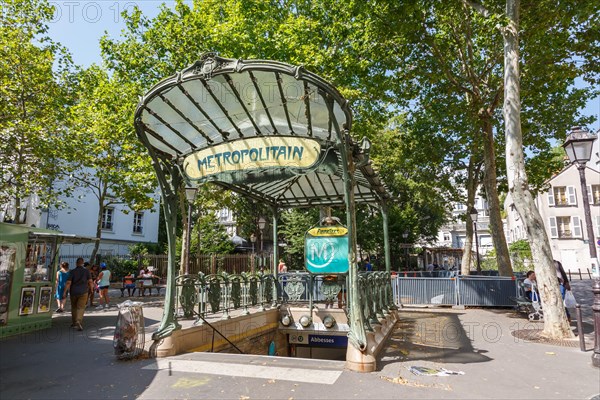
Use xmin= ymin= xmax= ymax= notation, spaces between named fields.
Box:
xmin=523 ymin=270 xmax=540 ymax=302
xmin=123 ymin=272 xmax=136 ymax=296
xmin=139 ymin=268 xmax=154 ymax=296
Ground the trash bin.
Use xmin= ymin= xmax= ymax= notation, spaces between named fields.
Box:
xmin=113 ymin=300 xmax=145 ymax=359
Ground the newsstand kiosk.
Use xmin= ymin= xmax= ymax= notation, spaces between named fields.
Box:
xmin=0 ymin=222 xmax=89 ymax=338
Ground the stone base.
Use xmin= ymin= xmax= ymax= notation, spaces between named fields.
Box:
xmin=153 ymin=309 xmax=283 ymax=357
xmin=345 ymin=311 xmax=398 ymax=372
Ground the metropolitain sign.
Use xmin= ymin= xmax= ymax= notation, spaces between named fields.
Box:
xmin=183 ymin=137 xmax=321 ymax=179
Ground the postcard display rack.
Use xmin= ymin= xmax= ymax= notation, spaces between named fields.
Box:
xmin=0 ymin=223 xmax=59 ymax=338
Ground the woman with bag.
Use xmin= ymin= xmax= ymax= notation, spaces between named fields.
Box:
xmin=554 ymin=260 xmax=572 ymax=322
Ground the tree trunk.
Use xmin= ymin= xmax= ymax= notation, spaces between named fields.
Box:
xmin=503 ymin=0 xmax=572 ymax=338
xmin=460 ymin=158 xmax=479 ymax=275
xmin=89 ymin=188 xmax=105 ymax=265
xmin=481 ymin=117 xmax=513 ymax=276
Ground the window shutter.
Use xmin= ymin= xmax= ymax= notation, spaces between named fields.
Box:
xmin=549 ymin=217 xmax=558 ymax=238
xmin=547 ymin=189 xmax=555 ymax=206
xmin=567 ymin=186 xmax=577 ymax=205
xmin=587 ymin=185 xmax=593 ymax=205
xmin=572 ymin=216 xmax=582 ymax=238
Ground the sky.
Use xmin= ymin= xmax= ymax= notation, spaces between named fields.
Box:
xmin=46 ymin=0 xmax=599 ymax=133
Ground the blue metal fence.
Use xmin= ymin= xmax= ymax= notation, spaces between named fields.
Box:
xmin=393 ymin=275 xmax=519 ymax=307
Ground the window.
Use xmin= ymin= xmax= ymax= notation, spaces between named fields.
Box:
xmin=101 ymin=208 xmax=114 ymax=231
xmin=549 ymin=216 xmax=582 ymax=239
xmin=443 ymin=233 xmax=451 ymax=242
xmin=548 ymin=186 xmax=576 ymax=206
xmin=218 ymin=208 xmax=230 ymax=222
xmin=596 ymin=215 xmax=600 ymax=237
xmin=588 ymin=185 xmax=600 ymax=205
xmin=133 ymin=212 xmax=143 ymax=234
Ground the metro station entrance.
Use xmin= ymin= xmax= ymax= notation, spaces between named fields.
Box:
xmin=134 ymin=53 xmax=397 ymax=371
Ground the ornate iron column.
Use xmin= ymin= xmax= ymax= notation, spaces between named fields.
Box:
xmin=272 ymin=207 xmax=279 ymax=304
xmin=381 ymin=203 xmax=391 ymax=274
xmin=337 ymin=130 xmax=367 ymax=353
xmin=135 ymin=124 xmax=182 ymax=339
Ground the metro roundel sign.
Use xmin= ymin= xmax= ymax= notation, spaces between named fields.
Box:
xmin=304 ymin=226 xmax=349 ymax=274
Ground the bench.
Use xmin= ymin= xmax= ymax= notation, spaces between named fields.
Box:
xmin=510 ymin=281 xmax=543 ymax=321
xmin=113 ymin=277 xmax=166 ymax=297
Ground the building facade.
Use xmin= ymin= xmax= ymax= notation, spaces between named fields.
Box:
xmin=504 ymin=164 xmax=600 ymax=272
xmin=435 ymin=194 xmax=493 ymax=255
xmin=39 ymin=185 xmax=161 ymax=257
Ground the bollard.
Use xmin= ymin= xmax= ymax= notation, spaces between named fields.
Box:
xmin=576 ymin=304 xmax=586 ymax=352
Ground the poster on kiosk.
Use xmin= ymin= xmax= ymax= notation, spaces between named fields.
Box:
xmin=304 ymin=223 xmax=349 ymax=274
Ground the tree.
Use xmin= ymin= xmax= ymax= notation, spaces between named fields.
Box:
xmin=374 ymin=0 xmax=598 ymax=276
xmin=502 ymin=0 xmax=572 ymax=338
xmin=67 ymin=66 xmax=157 ymax=263
xmin=190 ymin=213 xmax=235 ymax=254
xmin=0 ymin=0 xmax=76 ymax=223
xmin=372 ymin=120 xmax=460 ymax=263
xmin=377 ymin=1 xmax=513 ymax=275
xmin=279 ymin=208 xmax=320 ymax=270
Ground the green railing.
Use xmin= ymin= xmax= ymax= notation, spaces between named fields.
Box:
xmin=175 ymin=271 xmax=277 ymax=322
xmin=174 ymin=271 xmax=396 ymax=328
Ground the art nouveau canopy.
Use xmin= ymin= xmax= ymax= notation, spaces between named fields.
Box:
xmin=134 ymin=53 xmax=390 ymax=207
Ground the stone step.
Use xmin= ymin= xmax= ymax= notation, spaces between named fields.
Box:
xmin=143 ymin=352 xmax=345 ymax=384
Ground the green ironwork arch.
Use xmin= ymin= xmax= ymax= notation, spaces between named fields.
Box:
xmin=134 ymin=52 xmax=391 ymax=353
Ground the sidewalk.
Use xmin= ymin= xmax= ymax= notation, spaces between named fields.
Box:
xmin=0 ymin=283 xmax=598 ymax=399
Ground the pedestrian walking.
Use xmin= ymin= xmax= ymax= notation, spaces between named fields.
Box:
xmin=63 ymin=257 xmax=93 ymax=331
xmin=87 ymin=263 xmax=100 ymax=307
xmin=54 ymin=262 xmax=70 ymax=313
xmin=95 ymin=263 xmax=112 ymax=310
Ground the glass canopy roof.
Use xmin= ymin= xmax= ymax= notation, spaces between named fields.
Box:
xmin=134 ymin=54 xmax=390 ymax=208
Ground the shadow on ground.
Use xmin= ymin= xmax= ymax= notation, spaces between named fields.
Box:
xmin=0 ymin=312 xmax=161 ymax=400
xmin=378 ymin=311 xmax=492 ymax=370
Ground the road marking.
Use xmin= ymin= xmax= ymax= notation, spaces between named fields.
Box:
xmin=144 ymin=359 xmax=343 ymax=385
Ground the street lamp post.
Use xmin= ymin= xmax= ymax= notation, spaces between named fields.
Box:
xmin=250 ymin=233 xmax=256 ymax=254
xmin=250 ymin=233 xmax=257 ymax=273
xmin=563 ymin=126 xmax=599 ymax=368
xmin=184 ymin=187 xmax=198 ymax=275
xmin=402 ymin=231 xmax=409 ymax=270
xmin=258 ymin=217 xmax=267 ymax=253
xmin=470 ymin=207 xmax=481 ymax=273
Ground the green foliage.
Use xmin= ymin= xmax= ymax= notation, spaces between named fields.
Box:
xmin=229 ymin=195 xmax=272 ymax=241
xmin=509 ymin=239 xmax=532 ymax=256
xmin=0 ymin=0 xmax=76 ymax=220
xmin=80 ymin=2 xmax=600 ymax=285
xmin=99 ymin=256 xmax=137 ymax=280
xmin=508 ymin=239 xmax=533 ymax=273
xmin=65 ymin=65 xmax=158 ymax=260
xmin=279 ymin=208 xmax=320 ymax=270
xmin=191 ymin=212 xmax=236 ymax=255
xmin=373 ymin=125 xmax=452 ymax=247
xmin=129 ymin=241 xmax=164 ymax=255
